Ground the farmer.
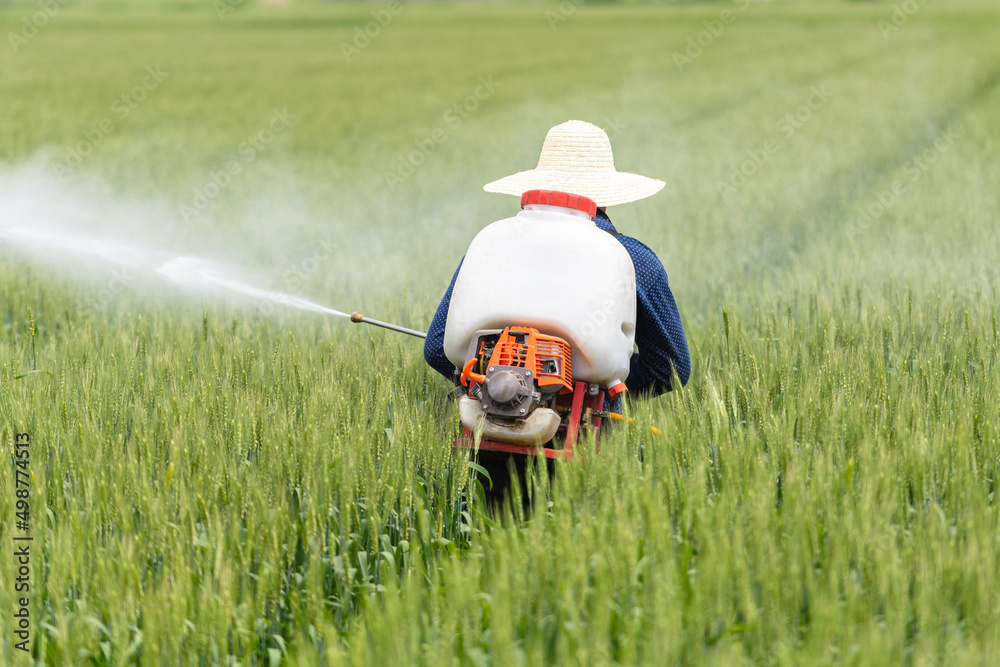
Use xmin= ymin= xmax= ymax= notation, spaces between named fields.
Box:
xmin=424 ymin=119 xmax=690 ymax=398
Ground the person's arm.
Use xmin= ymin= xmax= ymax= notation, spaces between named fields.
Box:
xmin=423 ymin=258 xmax=464 ymax=380
xmin=618 ymin=237 xmax=691 ymax=396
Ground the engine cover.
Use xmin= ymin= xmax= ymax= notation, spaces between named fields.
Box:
xmin=481 ymin=365 xmax=535 ymax=418
xmin=458 ymin=397 xmax=562 ymax=446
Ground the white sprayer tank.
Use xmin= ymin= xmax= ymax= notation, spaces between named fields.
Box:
xmin=444 ymin=202 xmax=636 ymax=389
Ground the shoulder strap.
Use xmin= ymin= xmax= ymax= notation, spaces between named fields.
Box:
xmin=595 ymin=210 xmax=620 ymax=237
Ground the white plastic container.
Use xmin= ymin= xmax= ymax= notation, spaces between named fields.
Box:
xmin=444 ymin=203 xmax=636 ymax=388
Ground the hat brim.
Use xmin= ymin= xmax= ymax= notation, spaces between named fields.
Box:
xmin=483 ymin=169 xmax=664 ymax=207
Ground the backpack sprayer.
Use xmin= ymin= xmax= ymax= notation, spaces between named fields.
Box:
xmin=350 ymin=190 xmax=661 ymax=458
xmin=349 ymin=312 xmax=659 ymax=455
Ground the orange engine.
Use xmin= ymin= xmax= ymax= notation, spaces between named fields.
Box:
xmin=461 ymin=326 xmax=573 ymax=395
xmin=456 ymin=326 xmax=582 ymax=447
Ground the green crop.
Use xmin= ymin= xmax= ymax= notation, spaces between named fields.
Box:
xmin=1 ymin=1 xmax=999 ymax=664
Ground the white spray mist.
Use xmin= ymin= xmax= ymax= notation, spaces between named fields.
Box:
xmin=0 ymin=162 xmax=350 ymax=318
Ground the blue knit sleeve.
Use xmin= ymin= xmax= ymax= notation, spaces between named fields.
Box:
xmin=594 ymin=210 xmax=690 ymax=395
xmin=424 ymin=258 xmax=464 ymax=380
xmin=616 ymin=237 xmax=691 ymax=395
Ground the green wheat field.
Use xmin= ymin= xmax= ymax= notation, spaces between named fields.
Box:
xmin=1 ymin=0 xmax=999 ymax=664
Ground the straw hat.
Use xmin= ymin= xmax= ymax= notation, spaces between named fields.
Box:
xmin=483 ymin=120 xmax=664 ymax=207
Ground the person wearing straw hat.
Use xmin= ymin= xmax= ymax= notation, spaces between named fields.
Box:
xmin=424 ymin=119 xmax=690 ymax=398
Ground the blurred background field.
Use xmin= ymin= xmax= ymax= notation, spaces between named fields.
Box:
xmin=1 ymin=0 xmax=999 ymax=664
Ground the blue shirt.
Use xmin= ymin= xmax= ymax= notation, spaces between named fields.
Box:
xmin=424 ymin=209 xmax=691 ymax=397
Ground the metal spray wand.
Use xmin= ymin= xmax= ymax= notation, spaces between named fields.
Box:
xmin=350 ymin=312 xmax=427 ymax=339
